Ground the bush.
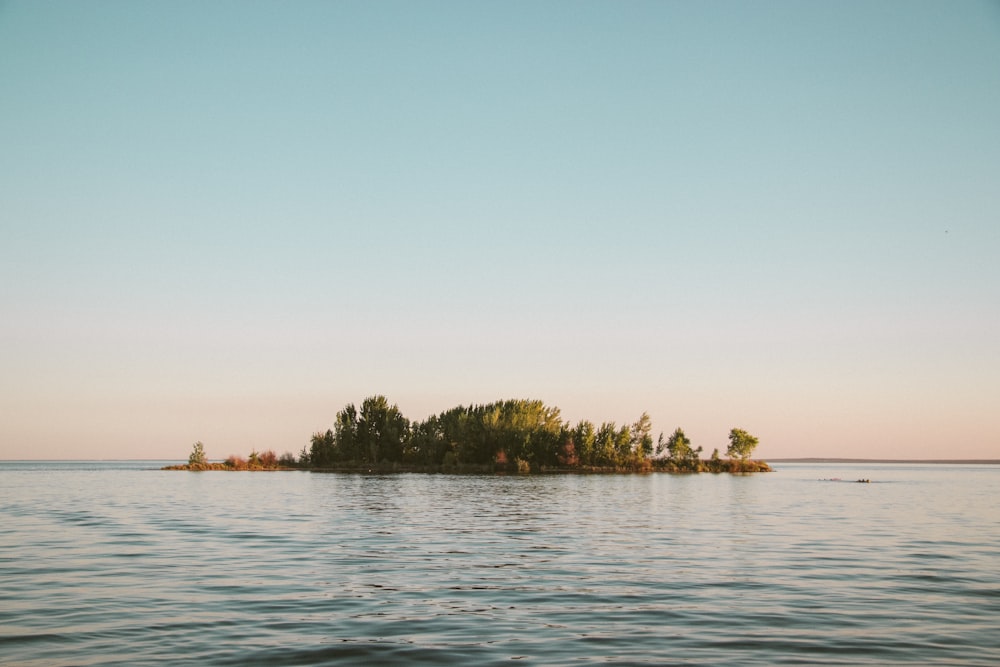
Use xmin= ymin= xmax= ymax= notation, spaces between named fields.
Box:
xmin=225 ymin=455 xmax=248 ymax=470
xmin=188 ymin=442 xmax=207 ymax=466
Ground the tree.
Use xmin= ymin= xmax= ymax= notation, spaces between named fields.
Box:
xmin=727 ymin=428 xmax=759 ymax=460
xmin=655 ymin=432 xmax=668 ymax=458
xmin=407 ymin=415 xmax=447 ymax=464
xmin=310 ymin=429 xmax=335 ymax=467
xmin=613 ymin=423 xmax=633 ymax=467
xmin=556 ymin=426 xmax=579 ymax=467
xmin=666 ymin=428 xmax=702 ymax=469
xmin=595 ymin=422 xmax=619 ymax=466
xmin=334 ymin=403 xmax=359 ymax=462
xmin=357 ymin=395 xmax=409 ymax=463
xmin=631 ymin=412 xmax=654 ymax=460
xmin=665 ymin=428 xmax=692 ymax=461
xmin=573 ymin=420 xmax=597 ymax=466
xmin=188 ymin=441 xmax=207 ymax=467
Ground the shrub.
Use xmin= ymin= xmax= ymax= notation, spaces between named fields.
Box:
xmin=188 ymin=442 xmax=207 ymax=466
xmin=225 ymin=455 xmax=248 ymax=470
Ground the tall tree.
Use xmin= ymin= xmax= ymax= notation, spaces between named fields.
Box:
xmin=727 ymin=428 xmax=759 ymax=460
xmin=334 ymin=403 xmax=359 ymax=462
xmin=407 ymin=416 xmax=445 ymax=464
xmin=631 ymin=412 xmax=654 ymax=460
xmin=665 ymin=428 xmax=691 ymax=461
xmin=309 ymin=429 xmax=335 ymax=467
xmin=595 ymin=422 xmax=619 ymax=467
xmin=614 ymin=423 xmax=633 ymax=466
xmin=357 ymin=395 xmax=409 ymax=463
xmin=573 ymin=420 xmax=597 ymax=466
xmin=666 ymin=428 xmax=702 ymax=468
xmin=188 ymin=441 xmax=207 ymax=466
xmin=557 ymin=425 xmax=579 ymax=466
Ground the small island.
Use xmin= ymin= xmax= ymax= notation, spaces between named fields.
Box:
xmin=166 ymin=396 xmax=770 ymax=474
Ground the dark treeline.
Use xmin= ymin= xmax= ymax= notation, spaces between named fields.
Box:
xmin=304 ymin=395 xmax=768 ymax=473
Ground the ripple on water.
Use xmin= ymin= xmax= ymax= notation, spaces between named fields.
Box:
xmin=1 ymin=464 xmax=999 ymax=665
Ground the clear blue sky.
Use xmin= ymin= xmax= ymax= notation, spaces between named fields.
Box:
xmin=2 ymin=0 xmax=998 ymax=460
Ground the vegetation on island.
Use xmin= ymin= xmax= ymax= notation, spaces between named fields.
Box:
xmin=165 ymin=396 xmax=769 ymax=474
xmin=163 ymin=445 xmax=296 ymax=471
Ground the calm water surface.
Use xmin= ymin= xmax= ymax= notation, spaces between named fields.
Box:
xmin=1 ymin=462 xmax=998 ymax=665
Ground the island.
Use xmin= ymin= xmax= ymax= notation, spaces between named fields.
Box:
xmin=165 ymin=395 xmax=771 ymax=474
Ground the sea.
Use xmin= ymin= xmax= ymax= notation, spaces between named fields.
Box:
xmin=1 ymin=461 xmax=997 ymax=666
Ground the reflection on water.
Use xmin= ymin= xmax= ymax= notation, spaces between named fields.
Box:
xmin=1 ymin=463 xmax=998 ymax=665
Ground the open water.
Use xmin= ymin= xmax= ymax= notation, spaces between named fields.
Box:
xmin=1 ymin=461 xmax=998 ymax=666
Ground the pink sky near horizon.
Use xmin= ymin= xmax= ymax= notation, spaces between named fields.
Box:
xmin=1 ymin=2 xmax=998 ymax=461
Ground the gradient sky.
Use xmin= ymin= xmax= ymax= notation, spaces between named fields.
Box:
xmin=2 ymin=1 xmax=998 ymax=461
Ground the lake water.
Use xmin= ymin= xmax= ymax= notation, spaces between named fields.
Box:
xmin=1 ymin=462 xmax=998 ymax=665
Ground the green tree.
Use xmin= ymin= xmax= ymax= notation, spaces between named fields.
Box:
xmin=573 ymin=420 xmax=597 ymax=466
xmin=665 ymin=428 xmax=691 ymax=461
xmin=631 ymin=412 xmax=654 ymax=460
xmin=666 ymin=428 xmax=702 ymax=469
xmin=498 ymin=399 xmax=563 ymax=467
xmin=556 ymin=426 xmax=579 ymax=466
xmin=408 ymin=415 xmax=447 ymax=464
xmin=613 ymin=423 xmax=633 ymax=466
xmin=309 ymin=429 xmax=335 ymax=467
xmin=655 ymin=432 xmax=668 ymax=458
xmin=188 ymin=441 xmax=207 ymax=466
xmin=334 ymin=403 xmax=359 ymax=462
xmin=437 ymin=405 xmax=470 ymax=464
xmin=709 ymin=447 xmax=721 ymax=471
xmin=594 ymin=422 xmax=618 ymax=466
xmin=727 ymin=428 xmax=759 ymax=460
xmin=357 ymin=395 xmax=409 ymax=463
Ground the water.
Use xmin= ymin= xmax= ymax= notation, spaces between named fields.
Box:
xmin=1 ymin=462 xmax=998 ymax=665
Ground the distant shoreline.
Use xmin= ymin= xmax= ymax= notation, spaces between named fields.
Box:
xmin=1 ymin=458 xmax=994 ymax=465
xmin=769 ymin=458 xmax=1000 ymax=465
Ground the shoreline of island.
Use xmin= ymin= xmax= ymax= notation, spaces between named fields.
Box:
xmin=769 ymin=458 xmax=1000 ymax=465
xmin=164 ymin=459 xmax=773 ymax=474
xmin=167 ymin=395 xmax=773 ymax=475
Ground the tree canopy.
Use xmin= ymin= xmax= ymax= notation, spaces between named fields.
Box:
xmin=302 ymin=396 xmax=767 ymax=473
xmin=170 ymin=401 xmax=768 ymax=473
xmin=727 ymin=428 xmax=760 ymax=460
xmin=188 ymin=441 xmax=207 ymax=466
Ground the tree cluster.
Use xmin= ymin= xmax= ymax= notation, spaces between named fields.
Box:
xmin=305 ymin=395 xmax=764 ymax=473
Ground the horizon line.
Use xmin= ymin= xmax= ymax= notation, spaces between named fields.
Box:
xmin=2 ymin=457 xmax=999 ymax=465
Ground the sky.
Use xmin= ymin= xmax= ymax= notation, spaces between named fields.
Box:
xmin=1 ymin=0 xmax=998 ymax=461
